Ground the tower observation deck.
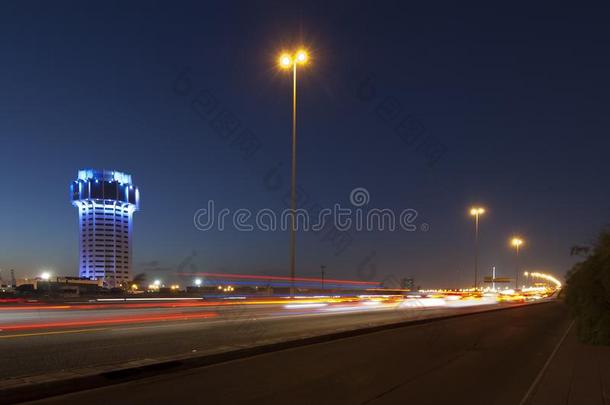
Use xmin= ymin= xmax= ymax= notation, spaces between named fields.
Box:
xmin=70 ymin=169 xmax=140 ymax=287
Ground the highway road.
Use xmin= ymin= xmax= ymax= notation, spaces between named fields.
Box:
xmin=35 ymin=300 xmax=571 ymax=405
xmin=0 ymin=295 xmax=534 ymax=382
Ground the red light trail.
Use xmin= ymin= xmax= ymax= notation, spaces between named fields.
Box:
xmin=0 ymin=311 xmax=218 ymax=331
xmin=179 ymin=272 xmax=381 ymax=286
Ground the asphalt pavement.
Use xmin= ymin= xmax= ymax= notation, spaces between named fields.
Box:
xmin=33 ymin=300 xmax=571 ymax=405
xmin=1 ymin=299 xmax=520 ymax=380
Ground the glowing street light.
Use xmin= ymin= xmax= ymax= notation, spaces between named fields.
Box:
xmin=511 ymin=237 xmax=524 ymax=248
xmin=511 ymin=237 xmax=524 ymax=289
xmin=469 ymin=206 xmax=485 ymax=289
xmin=277 ymin=47 xmax=311 ymax=297
xmin=194 ymin=278 xmax=202 ymax=287
xmin=529 ymin=271 xmax=562 ymax=288
xmin=470 ymin=207 xmax=485 ymax=216
xmin=296 ymin=49 xmax=308 ymax=63
xmin=40 ymin=271 xmax=51 ymax=281
xmin=153 ymin=279 xmax=161 ymax=286
xmin=279 ymin=54 xmax=292 ymax=68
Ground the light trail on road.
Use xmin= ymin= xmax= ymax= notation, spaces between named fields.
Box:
xmin=0 ymin=311 xmax=218 ymax=331
xmin=0 ymin=291 xmax=558 ymax=384
xmin=0 ymin=289 xmax=557 ymax=334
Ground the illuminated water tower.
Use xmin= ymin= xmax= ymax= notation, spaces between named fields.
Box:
xmin=70 ymin=169 xmax=140 ymax=287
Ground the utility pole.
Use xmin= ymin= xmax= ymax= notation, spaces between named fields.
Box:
xmin=320 ymin=265 xmax=326 ymax=291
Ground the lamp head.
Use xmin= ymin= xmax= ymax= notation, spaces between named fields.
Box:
xmin=279 ymin=53 xmax=293 ymax=69
xmin=295 ymin=49 xmax=308 ymax=64
xmin=470 ymin=207 xmax=485 ymax=216
xmin=511 ymin=237 xmax=524 ymax=247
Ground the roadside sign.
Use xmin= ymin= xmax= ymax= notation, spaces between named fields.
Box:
xmin=483 ymin=276 xmax=512 ymax=283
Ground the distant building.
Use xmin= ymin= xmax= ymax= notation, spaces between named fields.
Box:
xmin=14 ymin=276 xmax=103 ymax=297
xmin=15 ymin=276 xmax=102 ymax=289
xmin=70 ymin=169 xmax=140 ymax=287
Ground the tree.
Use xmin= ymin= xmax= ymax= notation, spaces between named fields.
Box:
xmin=570 ymin=245 xmax=590 ymax=257
xmin=565 ymin=230 xmax=610 ymax=345
xmin=131 ymin=273 xmax=147 ymax=289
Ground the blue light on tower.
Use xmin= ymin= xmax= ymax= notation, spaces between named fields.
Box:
xmin=70 ymin=169 xmax=140 ymax=287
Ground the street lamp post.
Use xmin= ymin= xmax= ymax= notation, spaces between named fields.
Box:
xmin=469 ymin=207 xmax=485 ymax=289
xmin=511 ymin=237 xmax=524 ymax=289
xmin=279 ymin=49 xmax=309 ymax=297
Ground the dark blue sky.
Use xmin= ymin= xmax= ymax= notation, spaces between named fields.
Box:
xmin=1 ymin=1 xmax=608 ymax=287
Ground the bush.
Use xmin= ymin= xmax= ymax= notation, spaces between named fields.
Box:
xmin=565 ymin=230 xmax=610 ymax=345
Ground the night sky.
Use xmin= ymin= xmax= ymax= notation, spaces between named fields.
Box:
xmin=1 ymin=1 xmax=609 ymax=287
